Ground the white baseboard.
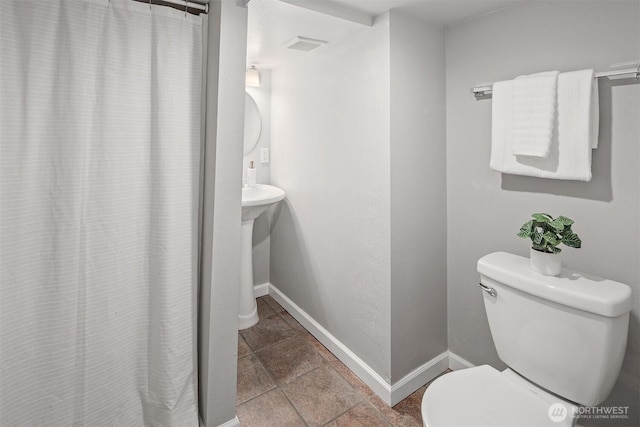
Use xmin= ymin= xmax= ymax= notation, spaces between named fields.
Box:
xmin=448 ymin=351 xmax=474 ymax=370
xmin=267 ymin=284 xmax=392 ymax=403
xmin=216 ymin=416 xmax=240 ymax=427
xmin=390 ymin=351 xmax=449 ymax=405
xmin=253 ymin=282 xmax=270 ymax=298
xmin=267 ymin=283 xmax=449 ymax=406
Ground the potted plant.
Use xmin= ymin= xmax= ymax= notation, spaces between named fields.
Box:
xmin=517 ymin=213 xmax=582 ymax=276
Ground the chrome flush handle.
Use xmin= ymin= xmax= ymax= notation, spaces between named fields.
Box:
xmin=478 ymin=283 xmax=497 ymax=297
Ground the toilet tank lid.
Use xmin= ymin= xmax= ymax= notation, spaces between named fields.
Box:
xmin=477 ymin=252 xmax=632 ymax=318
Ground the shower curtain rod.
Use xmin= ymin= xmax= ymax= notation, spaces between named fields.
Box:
xmin=129 ymin=0 xmax=208 ymax=13
xmin=471 ymin=65 xmax=640 ymax=99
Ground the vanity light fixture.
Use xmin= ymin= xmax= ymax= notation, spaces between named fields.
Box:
xmin=246 ymin=66 xmax=260 ymax=87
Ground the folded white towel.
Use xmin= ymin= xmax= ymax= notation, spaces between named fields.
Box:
xmin=512 ymin=71 xmax=559 ymax=157
xmin=490 ymin=69 xmax=599 ymax=182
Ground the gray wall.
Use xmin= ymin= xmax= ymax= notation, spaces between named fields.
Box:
xmin=445 ymin=1 xmax=639 ymax=424
xmin=389 ymin=10 xmax=448 ymax=382
xmin=269 ymin=10 xmax=450 ymax=386
xmin=198 ymin=1 xmax=246 ymax=426
xmin=270 ymin=14 xmax=393 ymax=381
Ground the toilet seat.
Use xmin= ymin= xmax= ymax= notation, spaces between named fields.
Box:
xmin=422 ymin=365 xmax=577 ymax=427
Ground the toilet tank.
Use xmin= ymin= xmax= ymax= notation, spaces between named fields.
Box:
xmin=477 ymin=252 xmax=632 ymax=406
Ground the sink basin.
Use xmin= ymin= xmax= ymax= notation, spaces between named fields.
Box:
xmin=238 ymin=184 xmax=285 ymax=329
xmin=241 ymin=184 xmax=285 ymax=221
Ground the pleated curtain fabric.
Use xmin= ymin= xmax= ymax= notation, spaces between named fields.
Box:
xmin=0 ymin=0 xmax=202 ymax=425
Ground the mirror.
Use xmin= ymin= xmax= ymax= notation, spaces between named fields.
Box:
xmin=244 ymin=92 xmax=262 ymax=155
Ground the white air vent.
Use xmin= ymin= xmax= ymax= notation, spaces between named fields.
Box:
xmin=283 ymin=36 xmax=328 ymax=52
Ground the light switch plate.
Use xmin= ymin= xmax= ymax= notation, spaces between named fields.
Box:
xmin=260 ymin=148 xmax=270 ymax=163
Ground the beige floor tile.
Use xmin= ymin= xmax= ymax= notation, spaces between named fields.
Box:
xmin=302 ymin=332 xmax=338 ymax=362
xmin=240 ymin=313 xmax=298 ymax=351
xmin=329 ymin=359 xmax=376 ymax=399
xmin=257 ymin=297 xmax=276 ymax=319
xmin=278 ymin=311 xmax=308 ymax=334
xmin=256 ymin=335 xmax=324 ymax=385
xmin=238 ymin=334 xmax=251 ymax=358
xmin=237 ymin=389 xmax=306 ymax=427
xmin=326 ymin=401 xmax=392 ymax=427
xmin=368 ymin=394 xmax=421 ymax=427
xmin=237 ymin=354 xmax=277 ymax=405
xmin=281 ymin=364 xmax=361 ymax=427
xmin=262 ymin=295 xmax=286 ymax=313
xmin=236 ymin=299 xmax=450 ymax=427
xmin=391 ymin=385 xmax=426 ymax=427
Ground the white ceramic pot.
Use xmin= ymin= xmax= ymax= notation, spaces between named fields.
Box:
xmin=529 ymin=247 xmax=561 ymax=276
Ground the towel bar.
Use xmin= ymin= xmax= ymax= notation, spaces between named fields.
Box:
xmin=471 ymin=65 xmax=640 ymax=99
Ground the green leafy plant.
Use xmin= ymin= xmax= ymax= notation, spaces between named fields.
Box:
xmin=517 ymin=213 xmax=582 ymax=254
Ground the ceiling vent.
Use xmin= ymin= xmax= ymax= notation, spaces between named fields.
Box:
xmin=283 ymin=36 xmax=328 ymax=52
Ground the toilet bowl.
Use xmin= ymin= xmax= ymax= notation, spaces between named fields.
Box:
xmin=421 ymin=365 xmax=576 ymax=427
xmin=421 ymin=252 xmax=632 ymax=427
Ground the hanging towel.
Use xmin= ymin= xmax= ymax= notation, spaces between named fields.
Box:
xmin=511 ymin=71 xmax=559 ymax=157
xmin=490 ymin=69 xmax=599 ymax=182
xmin=490 ymin=79 xmax=515 ymax=171
xmin=558 ymin=69 xmax=599 ymax=150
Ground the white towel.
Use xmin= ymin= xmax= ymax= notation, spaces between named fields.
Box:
xmin=512 ymin=71 xmax=559 ymax=157
xmin=490 ymin=69 xmax=599 ymax=181
xmin=558 ymin=69 xmax=599 ymax=150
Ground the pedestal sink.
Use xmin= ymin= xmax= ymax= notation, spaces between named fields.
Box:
xmin=239 ymin=184 xmax=285 ymax=329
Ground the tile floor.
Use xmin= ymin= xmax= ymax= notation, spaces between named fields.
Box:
xmin=237 ymin=295 xmax=450 ymax=427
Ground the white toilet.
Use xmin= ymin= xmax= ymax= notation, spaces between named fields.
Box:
xmin=422 ymin=252 xmax=632 ymax=427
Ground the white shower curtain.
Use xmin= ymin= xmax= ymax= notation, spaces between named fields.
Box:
xmin=0 ymin=0 xmax=202 ymax=425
